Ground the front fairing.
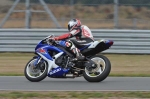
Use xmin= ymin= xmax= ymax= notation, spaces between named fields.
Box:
xmin=36 ymin=40 xmax=63 ymax=52
xmin=35 ymin=40 xmax=64 ymax=60
xmin=35 ymin=40 xmax=46 ymax=50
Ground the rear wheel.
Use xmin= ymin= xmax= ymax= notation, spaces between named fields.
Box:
xmin=83 ymin=55 xmax=111 ymax=82
xmin=24 ymin=58 xmax=48 ymax=82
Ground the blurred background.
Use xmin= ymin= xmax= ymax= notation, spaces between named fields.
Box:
xmin=0 ymin=0 xmax=150 ymax=76
xmin=0 ymin=0 xmax=150 ymax=29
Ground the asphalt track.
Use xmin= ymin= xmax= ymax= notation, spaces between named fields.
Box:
xmin=0 ymin=76 xmax=150 ymax=91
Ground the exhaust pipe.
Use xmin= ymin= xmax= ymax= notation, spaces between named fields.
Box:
xmin=65 ymin=74 xmax=75 ymax=78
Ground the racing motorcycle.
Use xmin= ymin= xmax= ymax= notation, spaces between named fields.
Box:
xmin=24 ymin=35 xmax=113 ymax=82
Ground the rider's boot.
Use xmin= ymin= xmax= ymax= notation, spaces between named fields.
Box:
xmin=72 ymin=48 xmax=85 ymax=61
xmin=66 ymin=40 xmax=85 ymax=61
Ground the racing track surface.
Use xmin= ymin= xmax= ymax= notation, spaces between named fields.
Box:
xmin=0 ymin=76 xmax=150 ymax=91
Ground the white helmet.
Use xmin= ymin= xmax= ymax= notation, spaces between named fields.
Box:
xmin=68 ymin=19 xmax=81 ymax=31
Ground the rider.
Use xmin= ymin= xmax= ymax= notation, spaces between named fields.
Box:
xmin=51 ymin=19 xmax=94 ymax=61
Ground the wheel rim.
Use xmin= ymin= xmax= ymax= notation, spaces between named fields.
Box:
xmin=26 ymin=59 xmax=47 ymax=78
xmin=85 ymin=57 xmax=106 ymax=77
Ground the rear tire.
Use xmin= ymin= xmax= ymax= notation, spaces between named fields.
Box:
xmin=83 ymin=55 xmax=111 ymax=82
xmin=24 ymin=58 xmax=48 ymax=82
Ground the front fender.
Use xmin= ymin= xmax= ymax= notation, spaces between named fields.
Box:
xmin=33 ymin=56 xmax=38 ymax=59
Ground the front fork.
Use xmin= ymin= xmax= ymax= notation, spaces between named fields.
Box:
xmin=33 ymin=56 xmax=42 ymax=69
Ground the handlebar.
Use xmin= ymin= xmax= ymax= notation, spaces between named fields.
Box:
xmin=43 ymin=35 xmax=57 ymax=45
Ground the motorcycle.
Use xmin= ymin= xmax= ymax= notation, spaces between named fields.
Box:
xmin=24 ymin=35 xmax=113 ymax=82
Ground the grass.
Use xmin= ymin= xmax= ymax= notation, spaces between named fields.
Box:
xmin=0 ymin=91 xmax=150 ymax=99
xmin=0 ymin=52 xmax=150 ymax=76
xmin=106 ymin=54 xmax=150 ymax=77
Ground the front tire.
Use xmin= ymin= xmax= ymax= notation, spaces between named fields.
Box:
xmin=83 ymin=55 xmax=111 ymax=82
xmin=24 ymin=58 xmax=48 ymax=82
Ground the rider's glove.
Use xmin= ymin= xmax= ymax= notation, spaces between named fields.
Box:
xmin=49 ymin=37 xmax=59 ymax=41
xmin=50 ymin=33 xmax=71 ymax=41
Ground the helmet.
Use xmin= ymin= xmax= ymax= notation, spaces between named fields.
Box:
xmin=68 ymin=19 xmax=81 ymax=31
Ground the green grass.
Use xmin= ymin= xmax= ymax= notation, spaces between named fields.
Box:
xmin=0 ymin=91 xmax=150 ymax=99
xmin=0 ymin=52 xmax=150 ymax=77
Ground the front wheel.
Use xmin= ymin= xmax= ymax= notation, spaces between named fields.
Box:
xmin=24 ymin=58 xmax=48 ymax=82
xmin=83 ymin=55 xmax=111 ymax=82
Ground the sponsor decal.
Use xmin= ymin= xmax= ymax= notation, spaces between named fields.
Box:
xmin=49 ymin=68 xmax=61 ymax=75
xmin=38 ymin=48 xmax=46 ymax=54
